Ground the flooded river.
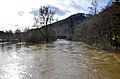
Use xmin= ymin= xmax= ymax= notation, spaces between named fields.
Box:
xmin=0 ymin=39 xmax=120 ymax=79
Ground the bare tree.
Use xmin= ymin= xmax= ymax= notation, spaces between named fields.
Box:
xmin=89 ymin=0 xmax=98 ymax=15
xmin=33 ymin=6 xmax=55 ymax=43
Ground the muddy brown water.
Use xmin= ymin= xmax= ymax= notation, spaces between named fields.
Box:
xmin=0 ymin=39 xmax=120 ymax=79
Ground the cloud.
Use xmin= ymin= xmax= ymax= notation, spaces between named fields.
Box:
xmin=44 ymin=5 xmax=70 ymax=16
xmin=69 ymin=1 xmax=87 ymax=12
xmin=29 ymin=8 xmax=39 ymax=16
xmin=30 ymin=5 xmax=70 ymax=17
xmin=17 ymin=11 xmax=24 ymax=16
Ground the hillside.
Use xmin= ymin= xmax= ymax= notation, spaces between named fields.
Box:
xmin=73 ymin=2 xmax=120 ymax=50
xmin=49 ymin=13 xmax=87 ymax=37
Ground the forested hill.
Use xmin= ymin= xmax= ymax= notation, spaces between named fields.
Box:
xmin=49 ymin=13 xmax=88 ymax=37
xmin=73 ymin=2 xmax=120 ymax=50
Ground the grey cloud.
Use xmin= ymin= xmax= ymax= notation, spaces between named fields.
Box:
xmin=46 ymin=5 xmax=70 ymax=16
xmin=29 ymin=8 xmax=39 ymax=16
xmin=69 ymin=0 xmax=109 ymax=13
xmin=17 ymin=11 xmax=24 ymax=16
xmin=29 ymin=0 xmax=109 ymax=17
xmin=70 ymin=1 xmax=87 ymax=12
xmin=30 ymin=5 xmax=70 ymax=16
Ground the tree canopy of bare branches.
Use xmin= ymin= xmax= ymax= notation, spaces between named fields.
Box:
xmin=33 ymin=6 xmax=56 ymax=43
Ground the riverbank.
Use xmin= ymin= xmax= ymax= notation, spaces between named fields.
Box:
xmin=71 ymin=2 xmax=120 ymax=52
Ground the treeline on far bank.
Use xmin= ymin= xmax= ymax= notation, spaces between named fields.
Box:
xmin=0 ymin=29 xmax=24 ymax=43
xmin=0 ymin=26 xmax=57 ymax=44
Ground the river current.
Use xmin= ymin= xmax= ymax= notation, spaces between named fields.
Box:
xmin=0 ymin=39 xmax=120 ymax=79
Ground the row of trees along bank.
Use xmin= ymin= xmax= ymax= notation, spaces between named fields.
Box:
xmin=0 ymin=29 xmax=25 ymax=43
xmin=73 ymin=1 xmax=120 ymax=50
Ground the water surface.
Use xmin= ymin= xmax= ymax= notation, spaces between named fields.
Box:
xmin=0 ymin=39 xmax=120 ymax=79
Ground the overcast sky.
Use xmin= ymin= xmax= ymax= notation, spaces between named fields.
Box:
xmin=0 ymin=0 xmax=109 ymax=31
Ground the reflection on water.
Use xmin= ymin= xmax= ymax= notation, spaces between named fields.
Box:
xmin=0 ymin=39 xmax=120 ymax=79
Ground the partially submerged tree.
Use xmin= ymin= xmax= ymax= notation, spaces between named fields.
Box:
xmin=39 ymin=6 xmax=55 ymax=43
xmin=33 ymin=6 xmax=56 ymax=43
